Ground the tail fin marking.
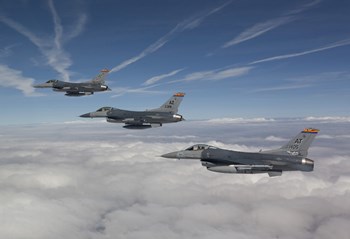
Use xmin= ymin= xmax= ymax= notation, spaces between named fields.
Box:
xmin=90 ymin=69 xmax=110 ymax=84
xmin=263 ymin=128 xmax=319 ymax=157
xmin=148 ymin=92 xmax=185 ymax=114
xmin=280 ymin=128 xmax=319 ymax=157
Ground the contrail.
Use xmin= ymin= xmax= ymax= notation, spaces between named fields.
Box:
xmin=110 ymin=1 xmax=231 ymax=73
xmin=250 ymin=39 xmax=350 ymax=65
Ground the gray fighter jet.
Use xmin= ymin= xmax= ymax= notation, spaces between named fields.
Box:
xmin=162 ymin=128 xmax=319 ymax=177
xmin=33 ymin=69 xmax=110 ymax=96
xmin=80 ymin=92 xmax=185 ymax=129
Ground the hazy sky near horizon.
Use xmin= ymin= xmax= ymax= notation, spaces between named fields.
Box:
xmin=1 ymin=0 xmax=350 ymax=125
xmin=0 ymin=118 xmax=350 ymax=238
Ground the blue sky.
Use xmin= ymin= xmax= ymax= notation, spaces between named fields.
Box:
xmin=0 ymin=0 xmax=350 ymax=124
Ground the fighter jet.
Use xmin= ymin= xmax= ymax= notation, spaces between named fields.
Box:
xmin=80 ymin=92 xmax=185 ymax=129
xmin=162 ymin=128 xmax=319 ymax=177
xmin=33 ymin=69 xmax=110 ymax=96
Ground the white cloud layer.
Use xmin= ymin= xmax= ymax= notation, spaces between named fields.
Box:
xmin=206 ymin=117 xmax=275 ymax=124
xmin=0 ymin=119 xmax=349 ymax=238
xmin=304 ymin=116 xmax=350 ymax=123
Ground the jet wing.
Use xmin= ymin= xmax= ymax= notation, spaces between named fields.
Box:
xmin=121 ymin=118 xmax=163 ymax=129
xmin=206 ymin=164 xmax=273 ymax=172
xmin=206 ymin=164 xmax=282 ymax=177
xmin=55 ymin=82 xmax=92 ymax=92
xmin=268 ymin=171 xmax=282 ymax=177
xmin=81 ymin=85 xmax=94 ymax=89
xmin=65 ymin=87 xmax=94 ymax=96
xmin=65 ymin=88 xmax=79 ymax=93
xmin=123 ymin=123 xmax=162 ymax=129
xmin=122 ymin=115 xmax=163 ymax=124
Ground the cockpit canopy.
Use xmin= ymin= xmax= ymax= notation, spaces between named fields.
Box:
xmin=46 ymin=79 xmax=58 ymax=83
xmin=96 ymin=107 xmax=113 ymax=112
xmin=185 ymin=144 xmax=217 ymax=151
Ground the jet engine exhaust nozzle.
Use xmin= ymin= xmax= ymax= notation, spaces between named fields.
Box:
xmin=101 ymin=85 xmax=111 ymax=91
xmin=173 ymin=114 xmax=184 ymax=121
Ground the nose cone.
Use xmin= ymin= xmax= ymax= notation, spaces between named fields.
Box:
xmin=80 ymin=110 xmax=109 ymax=118
xmin=80 ymin=113 xmax=91 ymax=118
xmin=161 ymin=151 xmax=179 ymax=159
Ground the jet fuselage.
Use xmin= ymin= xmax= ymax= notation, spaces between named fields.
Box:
xmin=33 ymin=69 xmax=110 ymax=96
xmin=50 ymin=81 xmax=109 ymax=93
xmin=201 ymin=148 xmax=313 ymax=172
xmin=80 ymin=92 xmax=185 ymax=129
xmin=106 ymin=108 xmax=183 ymax=124
xmin=162 ymin=128 xmax=319 ymax=177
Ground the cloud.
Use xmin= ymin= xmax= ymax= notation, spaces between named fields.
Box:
xmin=251 ymin=83 xmax=312 ymax=93
xmin=65 ymin=14 xmax=88 ymax=41
xmin=0 ymin=119 xmax=349 ymax=238
xmin=112 ymin=66 xmax=251 ymax=97
xmin=143 ymin=69 xmax=184 ymax=86
xmin=110 ymin=2 xmax=231 ymax=73
xmin=170 ymin=66 xmax=253 ymax=83
xmin=222 ymin=0 xmax=322 ymax=48
xmin=265 ymin=135 xmax=287 ymax=142
xmin=206 ymin=117 xmax=275 ymax=124
xmin=286 ymin=0 xmax=322 ymax=15
xmin=249 ymin=71 xmax=350 ymax=93
xmin=287 ymin=71 xmax=350 ymax=83
xmin=223 ymin=16 xmax=296 ymax=48
xmin=0 ymin=44 xmax=17 ymax=58
xmin=304 ymin=116 xmax=350 ymax=123
xmin=250 ymin=38 xmax=350 ymax=64
xmin=0 ymin=15 xmax=72 ymax=82
xmin=111 ymin=85 xmax=166 ymax=97
xmin=0 ymin=16 xmax=44 ymax=50
xmin=0 ymin=64 xmax=40 ymax=96
xmin=63 ymin=120 xmax=105 ymax=124
xmin=48 ymin=0 xmax=63 ymax=50
xmin=318 ymin=134 xmax=350 ymax=139
xmin=0 ymin=0 xmax=87 ymax=81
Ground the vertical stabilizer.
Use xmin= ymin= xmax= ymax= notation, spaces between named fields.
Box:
xmin=90 ymin=69 xmax=110 ymax=84
xmin=263 ymin=128 xmax=319 ymax=157
xmin=280 ymin=128 xmax=319 ymax=157
xmin=148 ymin=92 xmax=185 ymax=114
